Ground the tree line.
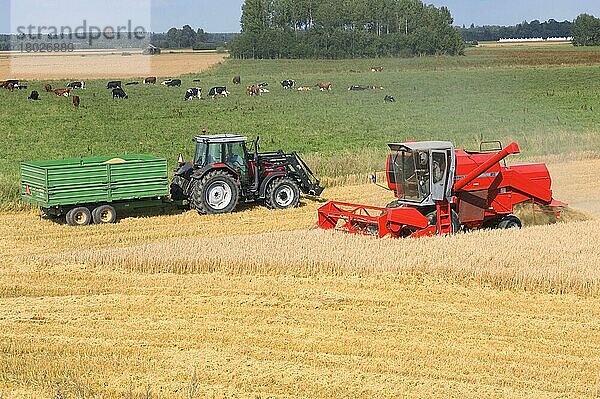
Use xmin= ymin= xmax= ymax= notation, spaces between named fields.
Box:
xmin=572 ymin=14 xmax=600 ymax=46
xmin=229 ymin=0 xmax=465 ymax=59
xmin=459 ymin=19 xmax=572 ymax=42
xmin=150 ymin=26 xmax=235 ymax=50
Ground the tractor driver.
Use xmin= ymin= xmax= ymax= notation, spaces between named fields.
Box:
xmin=416 ymin=151 xmax=431 ymax=198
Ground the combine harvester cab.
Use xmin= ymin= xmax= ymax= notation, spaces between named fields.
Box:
xmin=318 ymin=140 xmax=566 ymax=238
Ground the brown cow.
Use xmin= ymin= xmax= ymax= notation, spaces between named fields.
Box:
xmin=144 ymin=77 xmax=157 ymax=84
xmin=316 ymin=82 xmax=332 ymax=91
xmin=44 ymin=84 xmax=53 ymax=92
xmin=72 ymin=95 xmax=80 ymax=107
xmin=246 ymin=85 xmax=260 ymax=96
xmin=233 ymin=75 xmax=241 ymax=85
xmin=5 ymin=83 xmax=14 ymax=92
xmin=54 ymin=88 xmax=71 ymax=97
xmin=369 ymin=86 xmax=384 ymax=90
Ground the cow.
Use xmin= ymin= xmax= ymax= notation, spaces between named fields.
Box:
xmin=184 ymin=88 xmax=202 ymax=101
xmin=28 ymin=91 xmax=40 ymax=100
xmin=371 ymin=66 xmax=384 ymax=72
xmin=281 ymin=80 xmax=295 ymax=89
xmin=125 ymin=82 xmax=139 ymax=86
xmin=162 ymin=79 xmax=182 ymax=87
xmin=369 ymin=85 xmax=384 ymax=90
xmin=5 ymin=83 xmax=14 ymax=92
xmin=4 ymin=79 xmax=19 ymax=87
xmin=348 ymin=85 xmax=369 ymax=91
xmin=107 ymin=81 xmax=121 ymax=89
xmin=257 ymin=82 xmax=269 ymax=88
xmin=44 ymin=84 xmax=53 ymax=92
xmin=246 ymin=85 xmax=260 ymax=96
xmin=112 ymin=88 xmax=128 ymax=99
xmin=316 ymin=82 xmax=332 ymax=91
xmin=67 ymin=81 xmax=85 ymax=90
xmin=384 ymin=95 xmax=395 ymax=103
xmin=233 ymin=76 xmax=241 ymax=85
xmin=72 ymin=95 xmax=80 ymax=107
xmin=209 ymin=86 xmax=229 ymax=98
xmin=54 ymin=88 xmax=71 ymax=97
xmin=144 ymin=77 xmax=157 ymax=84
xmin=297 ymin=86 xmax=311 ymax=91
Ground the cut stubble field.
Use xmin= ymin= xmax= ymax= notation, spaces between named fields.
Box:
xmin=2 ymin=45 xmax=600 ymax=398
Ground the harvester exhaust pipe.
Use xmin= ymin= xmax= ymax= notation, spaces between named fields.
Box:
xmin=453 ymin=142 xmax=520 ymax=191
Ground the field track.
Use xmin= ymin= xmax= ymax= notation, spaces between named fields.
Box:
xmin=0 ymin=51 xmax=226 ymax=80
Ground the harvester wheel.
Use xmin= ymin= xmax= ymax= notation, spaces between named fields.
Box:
xmin=92 ymin=205 xmax=117 ymax=224
xmin=498 ymin=215 xmax=522 ymax=229
xmin=265 ymin=177 xmax=301 ymax=210
xmin=426 ymin=210 xmax=461 ymax=234
xmin=66 ymin=207 xmax=92 ymax=227
xmin=192 ymin=171 xmax=240 ymax=214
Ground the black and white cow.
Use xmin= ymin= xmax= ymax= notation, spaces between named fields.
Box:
xmin=112 ymin=88 xmax=128 ymax=99
xmin=209 ymin=87 xmax=229 ymax=98
xmin=67 ymin=81 xmax=85 ymax=90
xmin=257 ymin=82 xmax=269 ymax=88
xmin=184 ymin=88 xmax=202 ymax=101
xmin=348 ymin=85 xmax=369 ymax=91
xmin=162 ymin=79 xmax=182 ymax=87
xmin=14 ymin=84 xmax=27 ymax=90
xmin=281 ymin=80 xmax=295 ymax=89
xmin=384 ymin=95 xmax=395 ymax=103
xmin=107 ymin=81 xmax=121 ymax=89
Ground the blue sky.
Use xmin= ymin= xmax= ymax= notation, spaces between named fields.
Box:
xmin=1 ymin=0 xmax=599 ymax=33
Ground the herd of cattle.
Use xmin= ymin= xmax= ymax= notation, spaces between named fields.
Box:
xmin=1 ymin=66 xmax=395 ymax=107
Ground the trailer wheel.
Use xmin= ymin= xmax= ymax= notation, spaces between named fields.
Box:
xmin=92 ymin=205 xmax=117 ymax=224
xmin=66 ymin=207 xmax=92 ymax=227
xmin=498 ymin=215 xmax=522 ymax=229
xmin=265 ymin=177 xmax=301 ymax=210
xmin=426 ymin=210 xmax=461 ymax=234
xmin=193 ymin=171 xmax=240 ymax=214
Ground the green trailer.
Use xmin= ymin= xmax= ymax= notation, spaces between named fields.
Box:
xmin=20 ymin=155 xmax=170 ymax=226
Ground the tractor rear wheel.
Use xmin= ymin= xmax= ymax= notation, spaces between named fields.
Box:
xmin=66 ymin=207 xmax=92 ymax=227
xmin=498 ymin=215 xmax=522 ymax=229
xmin=425 ymin=210 xmax=461 ymax=234
xmin=192 ymin=171 xmax=240 ymax=214
xmin=265 ymin=177 xmax=301 ymax=210
xmin=92 ymin=205 xmax=117 ymax=224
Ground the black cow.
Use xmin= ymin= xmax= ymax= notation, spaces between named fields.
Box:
xmin=67 ymin=81 xmax=85 ymax=90
xmin=384 ymin=95 xmax=395 ymax=103
xmin=184 ymin=88 xmax=202 ymax=101
xmin=112 ymin=88 xmax=128 ymax=99
xmin=125 ymin=82 xmax=139 ymax=86
xmin=107 ymin=81 xmax=121 ymax=89
xmin=162 ymin=79 xmax=182 ymax=87
xmin=28 ymin=90 xmax=40 ymax=100
xmin=209 ymin=87 xmax=229 ymax=98
xmin=348 ymin=85 xmax=369 ymax=91
xmin=281 ymin=80 xmax=295 ymax=89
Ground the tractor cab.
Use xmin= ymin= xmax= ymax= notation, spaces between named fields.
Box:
xmin=192 ymin=134 xmax=251 ymax=180
xmin=387 ymin=141 xmax=455 ymax=206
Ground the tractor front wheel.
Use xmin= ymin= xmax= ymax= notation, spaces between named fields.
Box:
xmin=193 ymin=171 xmax=240 ymax=214
xmin=265 ymin=177 xmax=301 ymax=210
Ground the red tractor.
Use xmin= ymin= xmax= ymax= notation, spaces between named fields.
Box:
xmin=172 ymin=134 xmax=324 ymax=214
xmin=318 ymin=141 xmax=566 ymax=238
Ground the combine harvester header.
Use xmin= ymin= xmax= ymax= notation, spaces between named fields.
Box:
xmin=318 ymin=140 xmax=566 ymax=238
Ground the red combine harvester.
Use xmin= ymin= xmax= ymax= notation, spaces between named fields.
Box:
xmin=318 ymin=141 xmax=566 ymax=238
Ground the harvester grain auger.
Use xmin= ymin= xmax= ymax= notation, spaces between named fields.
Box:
xmin=317 ymin=141 xmax=566 ymax=238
